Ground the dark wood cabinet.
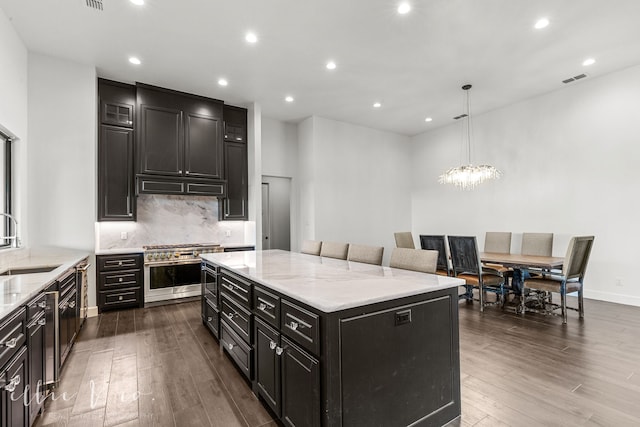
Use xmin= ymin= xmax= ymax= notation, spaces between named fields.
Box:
xmin=137 ymin=84 xmax=224 ymax=194
xmin=58 ymin=270 xmax=78 ymax=368
xmin=220 ymin=106 xmax=248 ymax=221
xmin=98 ymin=79 xmax=136 ymax=221
xmin=26 ymin=304 xmax=45 ymax=426
xmin=96 ymin=253 xmax=144 ymax=313
xmin=254 ymin=318 xmax=281 ymax=415
xmin=281 ymin=336 xmax=320 ymax=427
xmin=0 ymin=346 xmax=28 ymax=427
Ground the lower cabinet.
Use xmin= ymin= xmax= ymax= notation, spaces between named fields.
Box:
xmin=0 ymin=345 xmax=28 ymax=427
xmin=96 ymin=253 xmax=144 ymax=312
xmin=26 ymin=303 xmax=46 ymax=425
xmin=254 ymin=318 xmax=320 ymax=426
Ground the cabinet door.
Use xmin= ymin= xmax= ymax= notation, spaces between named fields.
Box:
xmin=184 ymin=112 xmax=223 ymax=179
xmin=99 ymin=78 xmax=135 ymax=128
xmin=224 ymin=105 xmax=247 ymax=143
xmin=221 ymin=141 xmax=248 ymax=220
xmin=255 ymin=318 xmax=281 ymax=416
xmin=28 ymin=317 xmax=46 ymax=425
xmin=1 ymin=346 xmax=28 ymax=427
xmin=139 ymin=104 xmax=183 ymax=175
xmin=98 ymin=125 xmax=135 ymax=221
xmin=281 ymin=337 xmax=320 ymax=427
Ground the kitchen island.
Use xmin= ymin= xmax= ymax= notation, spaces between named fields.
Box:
xmin=200 ymin=249 xmax=464 ymax=427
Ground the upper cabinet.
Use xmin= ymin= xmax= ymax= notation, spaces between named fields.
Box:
xmin=98 ymin=79 xmax=136 ymax=221
xmin=224 ymin=104 xmax=248 ymax=143
xmin=136 ymin=84 xmax=225 ymax=196
xmin=220 ymin=105 xmax=248 ymax=221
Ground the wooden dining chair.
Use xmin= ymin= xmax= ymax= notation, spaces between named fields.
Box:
xmin=389 ymin=248 xmax=437 ymax=274
xmin=523 ymin=236 xmax=594 ymax=324
xmin=319 ymin=241 xmax=349 ymax=260
xmin=300 ymin=240 xmax=322 ymax=256
xmin=419 ymin=235 xmax=450 ymax=276
xmin=394 ymin=232 xmax=415 ymax=249
xmin=347 ymin=244 xmax=384 ymax=265
xmin=447 ymin=236 xmax=508 ymax=311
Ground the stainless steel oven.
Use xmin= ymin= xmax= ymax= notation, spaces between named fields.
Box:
xmin=143 ymin=244 xmax=222 ymax=303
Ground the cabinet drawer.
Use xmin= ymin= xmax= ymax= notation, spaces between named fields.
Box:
xmin=254 ymin=286 xmax=280 ymax=328
xmin=58 ymin=270 xmax=76 ymax=298
xmin=26 ymin=293 xmax=47 ymax=324
xmin=0 ymin=308 xmax=26 ymax=370
xmin=97 ymin=254 xmax=142 ymax=271
xmin=99 ymin=288 xmax=141 ymax=311
xmin=220 ymin=271 xmax=252 ymax=308
xmin=204 ymin=289 xmax=217 ymax=309
xmin=220 ymin=322 xmax=252 ymax=380
xmin=100 ymin=270 xmax=141 ymax=289
xmin=203 ymin=299 xmax=219 ymax=339
xmin=221 ymin=295 xmax=252 ymax=344
xmin=281 ymin=300 xmax=320 ymax=356
xmin=202 ymin=264 xmax=218 ymax=302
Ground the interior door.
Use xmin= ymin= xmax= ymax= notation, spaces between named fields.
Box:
xmin=262 ymin=176 xmax=291 ymax=251
xmin=262 ymin=183 xmax=271 ymax=250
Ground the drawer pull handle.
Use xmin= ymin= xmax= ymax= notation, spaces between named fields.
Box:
xmin=258 ymin=303 xmax=267 ymax=311
xmin=228 ymin=343 xmax=235 ymax=350
xmin=38 ymin=318 xmax=46 ymax=326
xmin=119 ymin=277 xmax=123 ymax=282
xmin=118 ymin=261 xmax=123 ymax=266
xmin=289 ymin=321 xmax=299 ymax=331
xmin=3 ymin=337 xmax=18 ymax=348
xmin=269 ymin=341 xmax=277 ymax=350
xmin=69 ymin=301 xmax=76 ymax=309
xmin=225 ymin=312 xmax=235 ymax=320
xmin=119 ymin=296 xmax=123 ymax=301
xmin=207 ymin=317 xmax=213 ymax=322
xmin=275 ymin=346 xmax=284 ymax=356
xmin=38 ymin=301 xmax=47 ymax=308
xmin=4 ymin=375 xmax=20 ymax=392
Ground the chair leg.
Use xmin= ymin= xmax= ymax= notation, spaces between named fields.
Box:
xmin=561 ymin=291 xmax=567 ymax=324
xmin=520 ymin=286 xmax=525 ymax=316
xmin=479 ymin=284 xmax=484 ymax=312
xmin=578 ymin=285 xmax=584 ymax=319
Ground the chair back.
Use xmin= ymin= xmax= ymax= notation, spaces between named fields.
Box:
xmin=563 ymin=236 xmax=595 ymax=280
xmin=301 ymin=240 xmax=322 ymax=256
xmin=389 ymin=248 xmax=438 ymax=274
xmin=521 ymin=233 xmax=553 ymax=256
xmin=484 ymin=232 xmax=512 ymax=254
xmin=447 ymin=236 xmax=481 ymax=276
xmin=394 ymin=232 xmax=415 ymax=249
xmin=419 ymin=235 xmax=448 ymax=272
xmin=347 ymin=244 xmax=384 ymax=265
xmin=319 ymin=241 xmax=349 ymax=260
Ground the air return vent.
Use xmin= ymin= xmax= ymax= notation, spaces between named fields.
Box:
xmin=453 ymin=113 xmax=468 ymax=120
xmin=86 ymin=0 xmax=103 ymax=11
xmin=563 ymin=73 xmax=588 ymax=84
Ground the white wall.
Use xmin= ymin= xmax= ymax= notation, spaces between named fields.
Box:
xmin=262 ymin=117 xmax=299 ymax=250
xmin=27 ymin=53 xmax=97 ymax=304
xmin=299 ymin=116 xmax=412 ymax=263
xmin=411 ymin=64 xmax=640 ymax=306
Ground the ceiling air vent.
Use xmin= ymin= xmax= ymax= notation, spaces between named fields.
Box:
xmin=453 ymin=113 xmax=468 ymax=120
xmin=563 ymin=73 xmax=588 ymax=84
xmin=86 ymin=0 xmax=103 ymax=11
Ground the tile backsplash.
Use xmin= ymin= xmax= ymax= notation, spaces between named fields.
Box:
xmin=96 ymin=194 xmax=252 ymax=250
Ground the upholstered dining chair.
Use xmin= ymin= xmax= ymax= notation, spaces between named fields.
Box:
xmin=347 ymin=244 xmax=384 ymax=266
xmin=521 ymin=232 xmax=553 ymax=256
xmin=447 ymin=236 xmax=508 ymax=311
xmin=419 ymin=235 xmax=450 ymax=276
xmin=300 ymin=240 xmax=322 ymax=256
xmin=523 ymin=236 xmax=594 ymax=324
xmin=394 ymin=232 xmax=415 ymax=249
xmin=389 ymin=248 xmax=437 ymax=274
xmin=319 ymin=241 xmax=349 ymax=260
xmin=482 ymin=231 xmax=513 ymax=285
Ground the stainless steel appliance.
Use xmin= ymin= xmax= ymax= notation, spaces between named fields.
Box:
xmin=143 ymin=243 xmax=222 ymax=303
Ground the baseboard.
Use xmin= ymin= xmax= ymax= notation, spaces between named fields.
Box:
xmin=87 ymin=306 xmax=99 ymax=318
xmin=583 ymin=290 xmax=640 ymax=307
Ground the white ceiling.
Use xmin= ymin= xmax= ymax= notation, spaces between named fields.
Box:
xmin=2 ymin=0 xmax=640 ymax=136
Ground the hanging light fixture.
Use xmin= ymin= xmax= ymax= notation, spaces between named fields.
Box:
xmin=438 ymin=84 xmax=501 ymax=190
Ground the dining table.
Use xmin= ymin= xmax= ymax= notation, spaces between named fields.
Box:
xmin=480 ymin=252 xmax=565 ymax=314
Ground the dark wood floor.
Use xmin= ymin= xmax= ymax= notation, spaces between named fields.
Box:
xmin=35 ymin=297 xmax=640 ymax=427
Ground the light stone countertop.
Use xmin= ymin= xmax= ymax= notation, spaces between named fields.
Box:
xmin=0 ymin=247 xmax=90 ymax=320
xmin=201 ymin=249 xmax=464 ymax=313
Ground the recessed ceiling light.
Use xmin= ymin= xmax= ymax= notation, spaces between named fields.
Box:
xmin=245 ymin=32 xmax=258 ymax=43
xmin=425 ymin=117 xmax=433 ymax=122
xmin=582 ymin=58 xmax=596 ymax=66
xmin=397 ymin=2 xmax=411 ymax=14
xmin=285 ymin=96 xmax=294 ymax=103
xmin=373 ymin=102 xmax=382 ymax=108
xmin=326 ymin=61 xmax=337 ymax=70
xmin=534 ymin=18 xmax=550 ymax=29
xmin=128 ymin=57 xmax=141 ymax=65
xmin=130 ymin=0 xmax=144 ymax=5
xmin=218 ymin=78 xmax=228 ymax=86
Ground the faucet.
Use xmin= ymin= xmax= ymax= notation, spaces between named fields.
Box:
xmin=0 ymin=213 xmax=20 ymax=248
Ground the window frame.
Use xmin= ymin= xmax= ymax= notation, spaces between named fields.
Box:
xmin=0 ymin=131 xmax=12 ymax=249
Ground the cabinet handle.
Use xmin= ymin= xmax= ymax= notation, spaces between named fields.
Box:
xmin=2 ymin=337 xmax=18 ymax=348
xmin=119 ymin=277 xmax=123 ymax=282
xmin=178 ymin=170 xmax=183 ymax=174
xmin=4 ymin=375 xmax=20 ymax=392
xmin=289 ymin=321 xmax=299 ymax=331
xmin=228 ymin=343 xmax=234 ymax=350
xmin=38 ymin=301 xmax=47 ymax=309
xmin=275 ymin=346 xmax=283 ymax=356
xmin=118 ymin=296 xmax=123 ymax=301
xmin=69 ymin=301 xmax=76 ymax=309
xmin=269 ymin=340 xmax=277 ymax=350
xmin=207 ymin=317 xmax=213 ymax=322
xmin=38 ymin=318 xmax=46 ymax=326
xmin=225 ymin=312 xmax=235 ymax=320
xmin=118 ymin=261 xmax=123 ymax=266
xmin=258 ymin=303 xmax=267 ymax=311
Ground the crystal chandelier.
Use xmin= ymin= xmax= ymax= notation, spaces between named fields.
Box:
xmin=438 ymin=84 xmax=501 ymax=190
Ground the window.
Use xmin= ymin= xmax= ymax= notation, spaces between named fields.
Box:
xmin=0 ymin=131 xmax=13 ymax=248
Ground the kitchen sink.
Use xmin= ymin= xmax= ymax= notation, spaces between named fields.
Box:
xmin=0 ymin=265 xmax=62 ymax=276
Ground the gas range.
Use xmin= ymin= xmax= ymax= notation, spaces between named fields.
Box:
xmin=143 ymin=243 xmax=223 ymax=265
